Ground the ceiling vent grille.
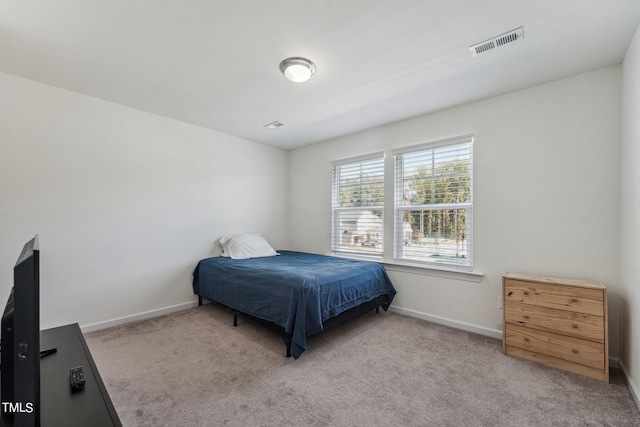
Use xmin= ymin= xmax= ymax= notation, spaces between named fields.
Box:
xmin=264 ymin=121 xmax=284 ymax=129
xmin=469 ymin=27 xmax=524 ymax=57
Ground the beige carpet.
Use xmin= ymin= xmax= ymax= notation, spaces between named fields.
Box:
xmin=85 ymin=304 xmax=640 ymax=426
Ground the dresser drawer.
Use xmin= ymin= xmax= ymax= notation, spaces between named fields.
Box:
xmin=504 ymin=302 xmax=604 ymax=343
xmin=504 ymin=323 xmax=605 ymax=369
xmin=504 ymin=345 xmax=608 ymax=382
xmin=504 ymin=278 xmax=603 ymax=316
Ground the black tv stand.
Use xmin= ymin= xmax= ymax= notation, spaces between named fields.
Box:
xmin=39 ymin=323 xmax=120 ymax=426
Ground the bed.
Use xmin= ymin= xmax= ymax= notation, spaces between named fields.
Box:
xmin=192 ymin=250 xmax=396 ymax=359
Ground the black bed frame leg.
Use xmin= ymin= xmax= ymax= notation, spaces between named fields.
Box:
xmin=284 ymin=337 xmax=292 ymax=358
xmin=376 ymin=306 xmax=380 ymax=314
xmin=198 ymin=296 xmax=203 ymax=306
xmin=233 ymin=311 xmax=239 ymax=327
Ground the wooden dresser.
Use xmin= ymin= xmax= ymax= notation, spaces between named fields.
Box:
xmin=502 ymin=272 xmax=608 ymax=383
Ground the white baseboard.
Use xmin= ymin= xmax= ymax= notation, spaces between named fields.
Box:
xmin=389 ymin=306 xmax=502 ymax=340
xmin=80 ymin=300 xmax=199 ymax=333
xmin=620 ymin=360 xmax=640 ymax=412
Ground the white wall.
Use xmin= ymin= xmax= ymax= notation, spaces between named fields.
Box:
xmin=289 ymin=67 xmax=622 ymax=356
xmin=621 ymin=23 xmax=640 ymax=401
xmin=0 ymin=72 xmax=289 ymax=330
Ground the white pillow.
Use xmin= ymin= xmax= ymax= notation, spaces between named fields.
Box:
xmin=219 ymin=232 xmax=259 ymax=257
xmin=221 ymin=233 xmax=278 ymax=259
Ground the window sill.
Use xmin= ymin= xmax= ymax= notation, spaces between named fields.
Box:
xmin=331 ymin=252 xmax=483 ymax=283
xmin=381 ymin=261 xmax=484 ymax=283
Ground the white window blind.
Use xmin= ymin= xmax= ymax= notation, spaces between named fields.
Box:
xmin=393 ymin=136 xmax=473 ymax=268
xmin=331 ymin=153 xmax=385 ymax=258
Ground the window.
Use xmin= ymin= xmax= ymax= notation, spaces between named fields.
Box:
xmin=393 ymin=135 xmax=473 ymax=268
xmin=331 ymin=152 xmax=385 ymax=258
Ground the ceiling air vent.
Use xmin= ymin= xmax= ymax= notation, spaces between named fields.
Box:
xmin=264 ymin=121 xmax=284 ymax=129
xmin=469 ymin=27 xmax=524 ymax=57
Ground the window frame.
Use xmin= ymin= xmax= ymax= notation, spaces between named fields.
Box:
xmin=392 ymin=135 xmax=473 ymax=270
xmin=330 ymin=152 xmax=385 ymax=259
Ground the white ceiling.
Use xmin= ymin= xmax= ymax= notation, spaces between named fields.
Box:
xmin=1 ymin=1 xmax=639 ymax=150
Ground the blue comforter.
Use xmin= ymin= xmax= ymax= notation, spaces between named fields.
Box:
xmin=192 ymin=251 xmax=396 ymax=359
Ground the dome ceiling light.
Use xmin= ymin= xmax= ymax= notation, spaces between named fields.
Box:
xmin=279 ymin=57 xmax=316 ymax=83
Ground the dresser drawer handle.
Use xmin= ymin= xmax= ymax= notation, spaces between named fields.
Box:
xmin=571 ymin=298 xmax=578 ymax=303
xmin=572 ymin=324 xmax=579 ymax=329
xmin=524 ymin=337 xmax=530 ymax=342
xmin=572 ymin=349 xmax=578 ymax=354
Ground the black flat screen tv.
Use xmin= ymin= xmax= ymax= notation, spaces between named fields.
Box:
xmin=1 ymin=235 xmax=40 ymax=426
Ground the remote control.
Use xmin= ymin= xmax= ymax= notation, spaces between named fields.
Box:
xmin=70 ymin=366 xmax=85 ymax=391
